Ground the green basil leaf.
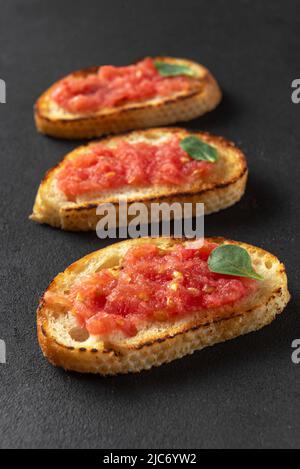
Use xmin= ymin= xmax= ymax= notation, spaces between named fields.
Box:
xmin=180 ymin=136 xmax=218 ymax=162
xmin=208 ymin=245 xmax=264 ymax=281
xmin=154 ymin=61 xmax=197 ymax=77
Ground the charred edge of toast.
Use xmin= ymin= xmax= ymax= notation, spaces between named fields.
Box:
xmin=38 ymin=286 xmax=285 ymax=358
xmin=61 ymin=166 xmax=247 ymax=213
xmin=35 ymin=88 xmax=203 ymax=124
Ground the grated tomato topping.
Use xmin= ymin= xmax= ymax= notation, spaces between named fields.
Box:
xmin=51 ymin=58 xmax=197 ymax=114
xmin=56 ymin=136 xmax=213 ymax=200
xmin=45 ymin=242 xmax=258 ymax=339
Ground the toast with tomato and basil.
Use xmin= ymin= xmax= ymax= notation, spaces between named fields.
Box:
xmin=30 ymin=128 xmax=247 ymax=231
xmin=37 ymin=237 xmax=290 ymax=375
xmin=34 ymin=57 xmax=222 ymax=139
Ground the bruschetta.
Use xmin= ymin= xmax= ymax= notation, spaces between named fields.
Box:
xmin=34 ymin=57 xmax=222 ymax=139
xmin=37 ymin=237 xmax=290 ymax=375
xmin=30 ymin=128 xmax=248 ymax=231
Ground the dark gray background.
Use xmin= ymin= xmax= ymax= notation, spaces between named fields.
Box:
xmin=0 ymin=0 xmax=299 ymax=449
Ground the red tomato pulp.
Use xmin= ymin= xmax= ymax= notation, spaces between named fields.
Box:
xmin=51 ymin=58 xmax=196 ymax=114
xmin=45 ymin=242 xmax=258 ymax=339
xmin=56 ymin=136 xmax=213 ymax=200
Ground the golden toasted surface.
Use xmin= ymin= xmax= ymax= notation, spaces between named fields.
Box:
xmin=37 ymin=237 xmax=290 ymax=375
xmin=30 ymin=128 xmax=248 ymax=231
xmin=34 ymin=57 xmax=222 ymax=139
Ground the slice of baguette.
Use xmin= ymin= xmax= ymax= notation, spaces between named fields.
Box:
xmin=30 ymin=128 xmax=248 ymax=231
xmin=37 ymin=237 xmax=290 ymax=375
xmin=34 ymin=57 xmax=222 ymax=139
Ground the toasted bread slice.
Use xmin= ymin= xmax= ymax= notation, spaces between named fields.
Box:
xmin=34 ymin=57 xmax=222 ymax=139
xmin=37 ymin=237 xmax=290 ymax=375
xmin=30 ymin=128 xmax=248 ymax=231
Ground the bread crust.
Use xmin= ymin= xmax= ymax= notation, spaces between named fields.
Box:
xmin=30 ymin=128 xmax=248 ymax=231
xmin=34 ymin=57 xmax=222 ymax=139
xmin=37 ymin=237 xmax=290 ymax=375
